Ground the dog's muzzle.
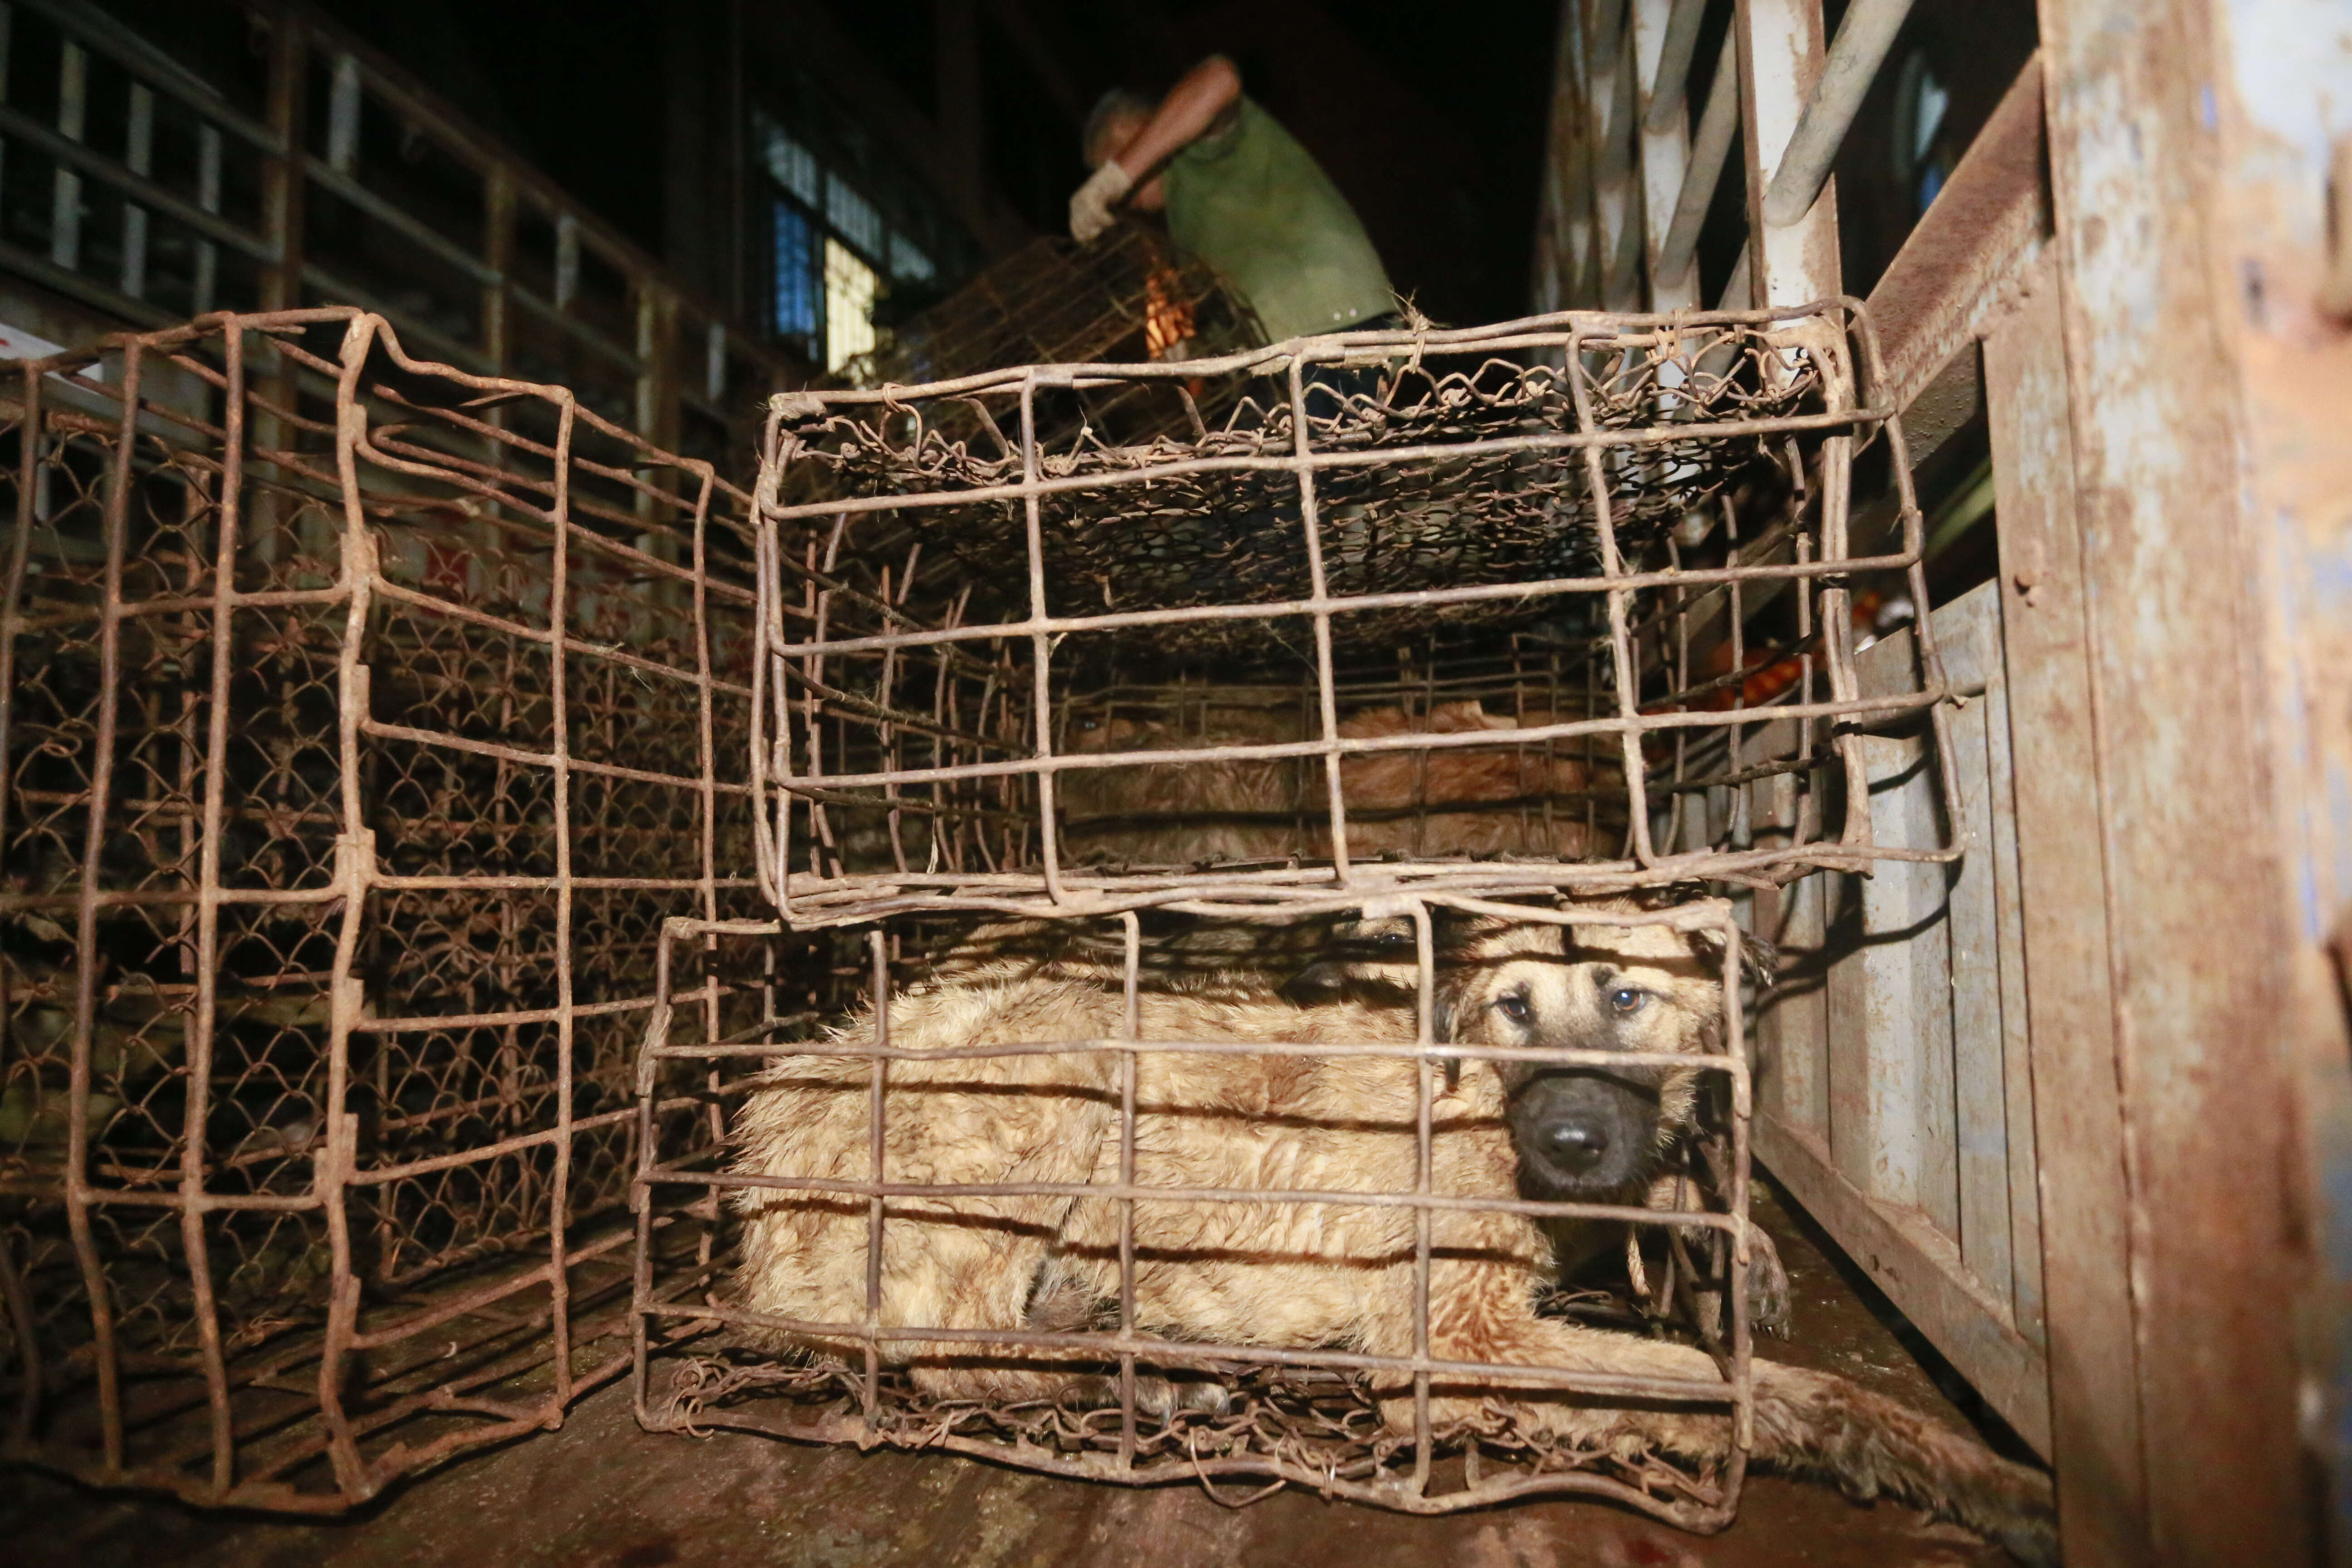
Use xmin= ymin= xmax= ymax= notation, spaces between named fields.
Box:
xmin=1508 ymin=1071 xmax=1658 ymax=1198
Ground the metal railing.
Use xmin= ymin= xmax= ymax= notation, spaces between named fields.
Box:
xmin=1541 ymin=0 xmax=1916 ymax=315
xmin=0 ymin=0 xmax=793 ymax=463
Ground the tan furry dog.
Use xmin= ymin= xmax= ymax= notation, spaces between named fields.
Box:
xmin=1056 ymin=698 xmax=1604 ymax=868
xmin=728 ymin=908 xmax=2054 ymax=1563
xmin=1058 ymin=704 xmax=1305 ymax=867
xmin=1319 ymin=699 xmax=1597 ymax=860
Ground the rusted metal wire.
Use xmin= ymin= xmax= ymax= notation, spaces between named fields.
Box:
xmin=0 ymin=309 xmax=764 ymax=1509
xmin=630 ymin=895 xmax=1759 ymax=1526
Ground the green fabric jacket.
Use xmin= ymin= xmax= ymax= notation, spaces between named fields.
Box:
xmin=1162 ymin=97 xmax=1395 ymax=343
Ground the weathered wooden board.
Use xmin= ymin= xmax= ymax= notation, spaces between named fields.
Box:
xmin=1757 ymin=581 xmax=2052 ymax=1454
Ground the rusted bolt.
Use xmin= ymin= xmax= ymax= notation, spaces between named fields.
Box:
xmin=2010 ymin=539 xmax=2045 ymax=606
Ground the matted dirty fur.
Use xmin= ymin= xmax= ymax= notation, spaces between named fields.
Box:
xmin=715 ymin=908 xmax=2055 ymax=1563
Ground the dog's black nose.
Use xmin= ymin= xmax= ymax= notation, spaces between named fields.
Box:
xmin=1541 ymin=1116 xmax=1609 ymax=1173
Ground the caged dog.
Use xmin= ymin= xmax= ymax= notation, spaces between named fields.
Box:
xmin=1280 ymin=908 xmax=1789 ymax=1335
xmin=726 ymin=904 xmax=2055 ymax=1564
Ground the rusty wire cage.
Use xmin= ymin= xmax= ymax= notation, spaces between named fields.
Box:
xmin=622 ymin=300 xmax=1950 ymax=1524
xmin=750 ymin=300 xmax=1955 ymax=926
xmin=631 ymin=893 xmax=1759 ymax=1525
xmin=844 ymin=222 xmax=1264 ymax=452
xmin=0 ymin=309 xmax=763 ymax=1509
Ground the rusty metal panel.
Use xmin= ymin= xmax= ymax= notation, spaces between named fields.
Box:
xmin=2035 ymin=0 xmax=2317 ymax=1559
xmin=1983 ymin=261 xmax=2147 ymax=1559
xmin=2194 ymin=0 xmax=2352 ymax=1554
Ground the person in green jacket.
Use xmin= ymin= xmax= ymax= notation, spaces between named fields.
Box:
xmin=1072 ymin=55 xmax=1400 ymax=357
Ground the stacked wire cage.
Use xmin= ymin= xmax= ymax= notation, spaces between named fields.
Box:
xmin=631 ymin=303 xmax=1956 ymax=1525
xmin=0 ymin=309 xmax=763 ymax=1508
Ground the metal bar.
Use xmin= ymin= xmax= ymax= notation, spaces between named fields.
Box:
xmin=1760 ymin=0 xmax=1915 ymax=227
xmin=65 ymin=321 xmax=143 ymax=1477
xmin=0 ymin=367 xmax=41 ymax=1460
xmin=1632 ymin=0 xmax=1698 ymax=309
xmin=193 ymin=124 xmax=220 ymax=314
xmin=1656 ymin=32 xmax=1739 ymax=289
xmin=325 ymin=53 xmax=359 ymax=175
xmin=1642 ymin=0 xmax=1710 ymax=132
xmin=258 ymin=13 xmax=305 ymax=313
xmin=178 ymin=319 xmax=245 ymax=1492
xmin=1983 ymin=215 xmax=2150 ymax=1563
xmin=554 ymin=213 xmax=579 ymax=310
xmin=1733 ymin=0 xmax=1839 ymax=306
xmin=121 ymin=83 xmax=152 ymax=299
xmin=50 ymin=39 xmax=84 ymax=271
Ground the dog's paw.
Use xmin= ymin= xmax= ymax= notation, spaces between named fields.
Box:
xmin=1056 ymin=1372 xmax=1233 ymax=1421
xmin=1747 ymin=1228 xmax=1793 ymax=1338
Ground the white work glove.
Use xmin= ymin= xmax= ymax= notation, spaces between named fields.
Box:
xmin=1068 ymin=160 xmax=1134 ymax=244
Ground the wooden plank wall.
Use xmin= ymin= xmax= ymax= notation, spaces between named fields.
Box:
xmin=1754 ymin=579 xmax=2053 ymax=1454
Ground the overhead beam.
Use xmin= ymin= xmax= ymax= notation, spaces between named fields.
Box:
xmin=1865 ymin=56 xmax=2048 ymax=414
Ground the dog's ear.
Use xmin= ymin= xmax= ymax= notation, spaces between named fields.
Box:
xmin=1432 ymin=988 xmax=1457 ymax=1042
xmin=1689 ymin=925 xmax=1779 ymax=992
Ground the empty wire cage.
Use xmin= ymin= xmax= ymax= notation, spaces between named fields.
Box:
xmin=0 ymin=309 xmax=762 ymax=1508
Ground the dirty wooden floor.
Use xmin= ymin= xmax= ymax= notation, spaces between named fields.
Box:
xmin=0 ymin=1181 xmax=2039 ymax=1568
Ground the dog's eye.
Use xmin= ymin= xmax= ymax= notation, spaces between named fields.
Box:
xmin=1609 ymin=986 xmax=1648 ymax=1015
xmin=1494 ymin=992 xmax=1530 ymax=1023
xmin=1372 ymin=930 xmax=1414 ymax=951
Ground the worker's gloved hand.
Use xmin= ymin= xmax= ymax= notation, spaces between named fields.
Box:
xmin=1068 ymin=161 xmax=1134 ymax=244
